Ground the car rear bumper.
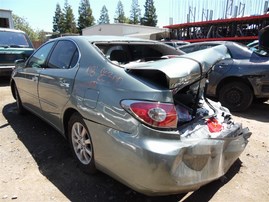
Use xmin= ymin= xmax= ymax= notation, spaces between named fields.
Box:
xmin=85 ymin=119 xmax=251 ymax=196
xmin=249 ymin=74 xmax=269 ymax=98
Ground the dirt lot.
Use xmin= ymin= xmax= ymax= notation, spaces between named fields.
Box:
xmin=0 ymin=77 xmax=268 ymax=202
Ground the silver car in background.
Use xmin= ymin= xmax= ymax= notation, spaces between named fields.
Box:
xmin=11 ymin=36 xmax=251 ymax=196
xmin=179 ymin=41 xmax=269 ymax=111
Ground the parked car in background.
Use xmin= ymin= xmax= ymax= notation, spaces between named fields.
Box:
xmin=247 ymin=40 xmax=259 ymax=51
xmin=161 ymin=40 xmax=190 ymax=48
xmin=11 ymin=36 xmax=251 ymax=196
xmin=0 ymin=28 xmax=34 ymax=77
xmin=178 ymin=41 xmax=269 ymax=111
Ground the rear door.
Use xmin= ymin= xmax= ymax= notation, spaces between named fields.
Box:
xmin=38 ymin=40 xmax=79 ymax=130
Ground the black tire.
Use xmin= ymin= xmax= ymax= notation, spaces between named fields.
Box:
xmin=14 ymin=85 xmax=25 ymax=115
xmin=219 ymin=81 xmax=253 ymax=112
xmin=68 ymin=113 xmax=96 ymax=174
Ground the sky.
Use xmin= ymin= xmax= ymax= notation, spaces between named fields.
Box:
xmin=0 ymin=0 xmax=169 ymax=31
xmin=0 ymin=0 xmax=267 ymax=32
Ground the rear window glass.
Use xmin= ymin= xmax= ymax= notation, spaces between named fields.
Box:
xmin=95 ymin=42 xmax=183 ymax=64
xmin=0 ymin=31 xmax=31 ymax=48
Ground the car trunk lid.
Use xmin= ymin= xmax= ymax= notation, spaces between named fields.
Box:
xmin=124 ymin=45 xmax=227 ymax=90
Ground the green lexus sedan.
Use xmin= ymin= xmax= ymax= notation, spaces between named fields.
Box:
xmin=0 ymin=28 xmax=34 ymax=77
xmin=10 ymin=36 xmax=251 ymax=196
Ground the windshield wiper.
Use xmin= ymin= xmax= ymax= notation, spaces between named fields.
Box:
xmin=0 ymin=44 xmax=27 ymax=48
xmin=9 ymin=44 xmax=26 ymax=48
xmin=0 ymin=44 xmax=9 ymax=48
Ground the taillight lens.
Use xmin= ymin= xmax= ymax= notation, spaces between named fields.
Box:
xmin=121 ymin=100 xmax=178 ymax=128
xmin=207 ymin=117 xmax=222 ymax=132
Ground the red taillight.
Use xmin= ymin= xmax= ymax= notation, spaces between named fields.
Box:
xmin=121 ymin=100 xmax=178 ymax=128
xmin=207 ymin=118 xmax=222 ymax=132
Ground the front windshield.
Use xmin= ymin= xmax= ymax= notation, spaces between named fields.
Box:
xmin=0 ymin=31 xmax=31 ymax=48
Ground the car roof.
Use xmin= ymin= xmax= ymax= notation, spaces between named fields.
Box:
xmin=179 ymin=40 xmax=255 ymax=59
xmin=52 ymin=35 xmax=158 ymax=43
xmin=0 ymin=28 xmax=26 ymax=34
xmin=180 ymin=41 xmax=234 ymax=47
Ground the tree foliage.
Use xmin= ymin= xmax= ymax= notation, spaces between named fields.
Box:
xmin=141 ymin=0 xmax=158 ymax=26
xmin=52 ymin=3 xmax=64 ymax=33
xmin=114 ymin=0 xmax=129 ymax=23
xmin=98 ymin=5 xmax=110 ymax=24
xmin=77 ymin=0 xmax=95 ymax=34
xmin=130 ymin=0 xmax=141 ymax=24
xmin=36 ymin=29 xmax=48 ymax=43
xmin=62 ymin=0 xmax=77 ymax=33
xmin=12 ymin=14 xmax=38 ymax=41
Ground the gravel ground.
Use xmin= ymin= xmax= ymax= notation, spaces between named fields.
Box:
xmin=0 ymin=77 xmax=269 ymax=202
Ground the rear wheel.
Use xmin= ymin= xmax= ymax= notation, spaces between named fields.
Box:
xmin=219 ymin=81 xmax=253 ymax=112
xmin=14 ymin=85 xmax=25 ymax=114
xmin=68 ymin=113 xmax=96 ymax=174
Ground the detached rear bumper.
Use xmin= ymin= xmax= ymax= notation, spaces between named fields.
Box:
xmin=87 ymin=118 xmax=251 ymax=196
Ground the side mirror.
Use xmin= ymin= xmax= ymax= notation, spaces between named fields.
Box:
xmin=15 ymin=59 xmax=26 ymax=68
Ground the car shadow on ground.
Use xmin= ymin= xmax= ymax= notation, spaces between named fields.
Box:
xmin=233 ymin=101 xmax=269 ymax=123
xmin=0 ymin=76 xmax=10 ymax=87
xmin=2 ymin=103 xmax=242 ymax=202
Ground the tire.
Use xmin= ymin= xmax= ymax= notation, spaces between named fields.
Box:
xmin=68 ymin=113 xmax=96 ymax=174
xmin=219 ymin=81 xmax=253 ymax=112
xmin=14 ymin=85 xmax=25 ymax=115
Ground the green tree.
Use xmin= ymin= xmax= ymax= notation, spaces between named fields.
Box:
xmin=77 ymin=0 xmax=95 ymax=34
xmin=12 ymin=14 xmax=38 ymax=41
xmin=36 ymin=29 xmax=48 ymax=43
xmin=141 ymin=0 xmax=157 ymax=26
xmin=114 ymin=0 xmax=128 ymax=23
xmin=62 ymin=0 xmax=77 ymax=33
xmin=98 ymin=5 xmax=110 ymax=24
xmin=130 ymin=0 xmax=141 ymax=24
xmin=52 ymin=3 xmax=64 ymax=33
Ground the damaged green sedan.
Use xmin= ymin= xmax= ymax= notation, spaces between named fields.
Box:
xmin=10 ymin=36 xmax=251 ymax=196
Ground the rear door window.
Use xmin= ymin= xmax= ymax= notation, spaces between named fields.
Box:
xmin=48 ymin=40 xmax=78 ymax=69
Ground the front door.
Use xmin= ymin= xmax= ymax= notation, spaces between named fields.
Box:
xmin=19 ymin=41 xmax=55 ymax=115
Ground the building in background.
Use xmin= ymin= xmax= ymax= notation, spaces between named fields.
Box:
xmin=0 ymin=9 xmax=14 ymax=29
xmin=82 ymin=23 xmax=169 ymax=40
xmin=164 ymin=0 xmax=269 ymax=44
xmin=164 ymin=14 xmax=269 ymax=44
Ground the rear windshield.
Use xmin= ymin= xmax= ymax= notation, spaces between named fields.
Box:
xmin=95 ymin=42 xmax=184 ymax=64
xmin=0 ymin=31 xmax=32 ymax=48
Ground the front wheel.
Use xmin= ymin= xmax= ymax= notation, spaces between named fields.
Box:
xmin=219 ymin=81 xmax=253 ymax=112
xmin=14 ymin=85 xmax=25 ymax=115
xmin=68 ymin=113 xmax=96 ymax=174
